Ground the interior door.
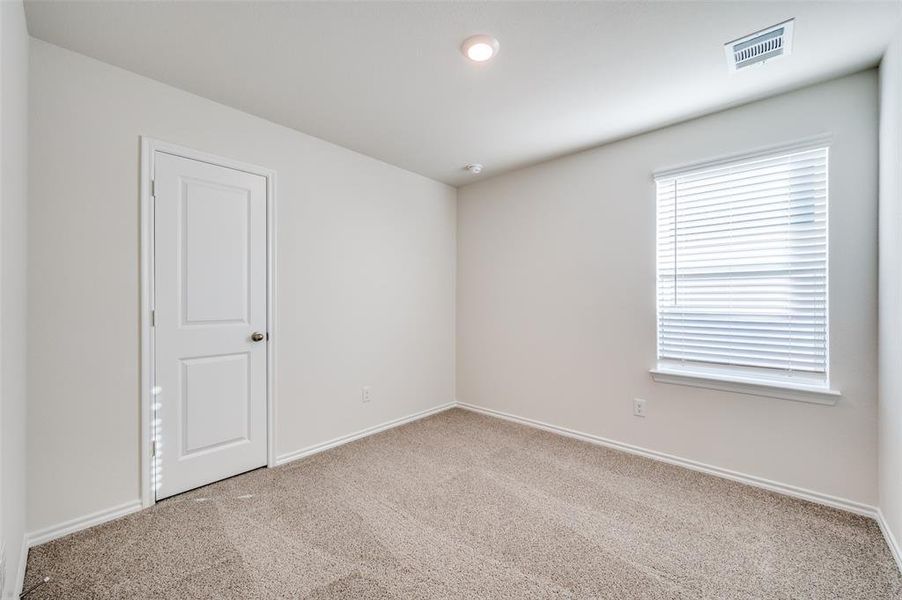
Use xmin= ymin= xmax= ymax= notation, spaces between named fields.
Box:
xmin=154 ymin=151 xmax=268 ymax=500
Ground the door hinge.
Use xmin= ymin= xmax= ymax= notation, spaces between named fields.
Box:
xmin=152 ymin=440 xmax=157 ymax=457
xmin=151 ymin=309 xmax=156 ymax=327
xmin=150 ymin=179 xmax=156 ymax=198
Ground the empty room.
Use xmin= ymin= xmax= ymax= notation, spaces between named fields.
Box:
xmin=3 ymin=0 xmax=902 ymax=598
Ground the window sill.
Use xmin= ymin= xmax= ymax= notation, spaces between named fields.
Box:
xmin=649 ymin=367 xmax=840 ymax=406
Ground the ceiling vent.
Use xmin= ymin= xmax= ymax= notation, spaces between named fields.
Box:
xmin=725 ymin=19 xmax=794 ymax=72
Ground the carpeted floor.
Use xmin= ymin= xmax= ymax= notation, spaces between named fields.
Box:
xmin=23 ymin=407 xmax=902 ymax=599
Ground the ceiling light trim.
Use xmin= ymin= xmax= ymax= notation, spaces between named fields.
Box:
xmin=461 ymin=34 xmax=500 ymax=63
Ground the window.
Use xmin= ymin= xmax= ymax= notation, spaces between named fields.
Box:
xmin=653 ymin=143 xmax=834 ymax=399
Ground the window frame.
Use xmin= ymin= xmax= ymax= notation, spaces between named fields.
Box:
xmin=650 ymin=136 xmax=840 ymax=404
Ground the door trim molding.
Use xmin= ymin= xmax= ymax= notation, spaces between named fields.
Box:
xmin=139 ymin=137 xmax=277 ymax=508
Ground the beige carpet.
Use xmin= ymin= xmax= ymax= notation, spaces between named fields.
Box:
xmin=23 ymin=408 xmax=902 ymax=599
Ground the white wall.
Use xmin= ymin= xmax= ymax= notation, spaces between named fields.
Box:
xmin=458 ymin=71 xmax=879 ymax=506
xmin=0 ymin=0 xmax=29 ymax=596
xmin=879 ymin=28 xmax=902 ymax=560
xmin=27 ymin=40 xmax=456 ymax=533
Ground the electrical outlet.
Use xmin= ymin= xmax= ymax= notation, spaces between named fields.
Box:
xmin=362 ymin=386 xmax=371 ymax=403
xmin=633 ymin=398 xmax=647 ymax=417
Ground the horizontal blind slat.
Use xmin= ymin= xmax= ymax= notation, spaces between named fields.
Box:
xmin=656 ymin=146 xmax=828 ymax=375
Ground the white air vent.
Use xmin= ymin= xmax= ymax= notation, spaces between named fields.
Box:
xmin=725 ymin=19 xmax=794 ymax=72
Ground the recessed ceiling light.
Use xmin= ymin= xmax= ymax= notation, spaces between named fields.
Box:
xmin=461 ymin=35 xmax=499 ymax=63
xmin=465 ymin=163 xmax=484 ymax=174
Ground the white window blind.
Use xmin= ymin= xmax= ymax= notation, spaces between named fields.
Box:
xmin=655 ymin=145 xmax=828 ymax=382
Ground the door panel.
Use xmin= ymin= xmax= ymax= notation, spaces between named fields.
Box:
xmin=154 ymin=152 xmax=267 ymax=500
xmin=181 ymin=353 xmax=250 ymax=455
xmin=182 ymin=180 xmax=250 ymax=325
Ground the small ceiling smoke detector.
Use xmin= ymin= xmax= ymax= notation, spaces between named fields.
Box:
xmin=725 ymin=19 xmax=794 ymax=72
xmin=465 ymin=163 xmax=484 ymax=174
xmin=461 ymin=35 xmax=500 ymax=62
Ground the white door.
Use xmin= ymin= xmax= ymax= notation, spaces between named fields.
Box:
xmin=154 ymin=152 xmax=268 ymax=500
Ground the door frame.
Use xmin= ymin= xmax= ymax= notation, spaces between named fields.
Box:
xmin=139 ymin=137 xmax=277 ymax=508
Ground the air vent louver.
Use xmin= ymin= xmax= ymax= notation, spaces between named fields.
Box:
xmin=725 ymin=19 xmax=794 ymax=72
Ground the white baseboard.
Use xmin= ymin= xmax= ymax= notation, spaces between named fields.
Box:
xmin=16 ymin=399 xmax=900 ymax=597
xmin=275 ymin=402 xmax=456 ymax=466
xmin=11 ymin=534 xmax=28 ymax=600
xmin=21 ymin=402 xmax=456 ymax=568
xmin=456 ymin=401 xmax=879 ymax=518
xmin=25 ymin=499 xmax=143 ymax=550
xmin=877 ymin=509 xmax=902 ymax=574
xmin=17 ymin=499 xmax=143 ymax=596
